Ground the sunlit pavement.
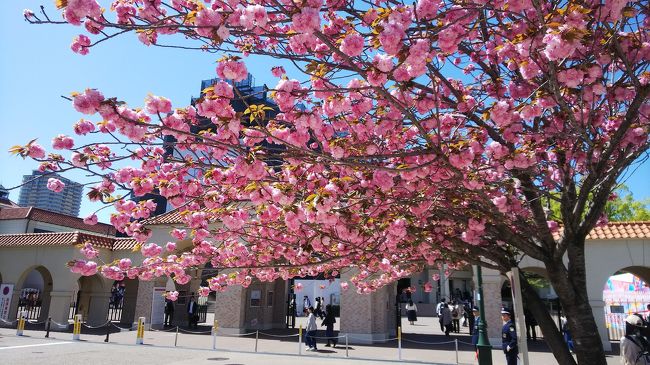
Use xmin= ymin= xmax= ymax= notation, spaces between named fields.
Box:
xmin=0 ymin=316 xmax=621 ymax=364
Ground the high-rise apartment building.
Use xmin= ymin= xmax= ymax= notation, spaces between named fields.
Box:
xmin=18 ymin=171 xmax=83 ymax=216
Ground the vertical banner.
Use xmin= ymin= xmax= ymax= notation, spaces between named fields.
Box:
xmin=151 ymin=287 xmax=166 ymax=325
xmin=507 ymin=267 xmax=529 ymax=365
xmin=0 ymin=284 xmax=14 ymax=321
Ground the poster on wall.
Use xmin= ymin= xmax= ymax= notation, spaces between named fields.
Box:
xmin=151 ymin=287 xmax=166 ymax=325
xmin=0 ymin=284 xmax=14 ymax=321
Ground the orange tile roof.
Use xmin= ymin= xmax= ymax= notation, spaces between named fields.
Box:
xmin=0 ymin=231 xmax=137 ymax=251
xmin=0 ymin=206 xmax=116 ymax=235
xmin=586 ymin=221 xmax=650 ymax=240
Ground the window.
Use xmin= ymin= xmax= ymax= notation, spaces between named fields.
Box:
xmin=250 ymin=290 xmax=261 ymax=307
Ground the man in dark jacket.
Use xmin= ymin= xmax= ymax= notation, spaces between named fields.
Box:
xmin=187 ymin=294 xmax=198 ymax=329
xmin=501 ymin=308 xmax=518 ymax=365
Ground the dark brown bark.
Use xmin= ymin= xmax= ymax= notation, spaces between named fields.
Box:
xmin=544 ymin=248 xmax=607 ymax=365
xmin=520 ymin=275 xmax=576 ymax=365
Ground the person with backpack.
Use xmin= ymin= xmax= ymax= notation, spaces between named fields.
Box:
xmin=451 ymin=301 xmax=462 ymax=333
xmin=321 ymin=305 xmax=337 ymax=347
xmin=621 ymin=314 xmax=650 ymax=365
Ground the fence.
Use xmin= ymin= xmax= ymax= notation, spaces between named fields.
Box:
xmin=0 ymin=319 xmax=476 ymax=365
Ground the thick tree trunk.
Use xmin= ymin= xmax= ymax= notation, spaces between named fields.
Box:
xmin=520 ymin=275 xmax=576 ymax=365
xmin=545 ymin=255 xmax=607 ymax=365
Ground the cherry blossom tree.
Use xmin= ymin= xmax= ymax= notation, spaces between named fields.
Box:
xmin=11 ymin=0 xmax=650 ymax=364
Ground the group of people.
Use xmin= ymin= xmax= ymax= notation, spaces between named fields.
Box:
xmin=163 ymin=292 xmax=200 ymax=329
xmin=304 ymin=304 xmax=338 ymax=352
xmin=432 ymin=299 xmax=472 ymax=336
xmin=302 ymin=296 xmax=327 ymax=319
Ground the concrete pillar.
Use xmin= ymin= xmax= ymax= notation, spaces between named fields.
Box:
xmin=133 ymin=280 xmax=154 ymax=327
xmin=476 ymin=267 xmax=503 ymax=344
xmin=8 ymin=289 xmax=21 ymax=321
xmin=87 ymin=292 xmax=110 ymax=326
xmin=214 ymin=285 xmax=246 ymax=334
xmin=590 ymin=299 xmax=612 ymax=351
xmin=39 ymin=289 xmax=52 ymax=322
xmin=339 ymin=271 xmax=396 ymax=344
xmin=440 ymin=265 xmax=449 ymax=301
xmin=47 ymin=291 xmax=74 ymax=329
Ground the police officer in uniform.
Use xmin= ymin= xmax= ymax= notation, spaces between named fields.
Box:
xmin=501 ymin=308 xmax=518 ymax=365
xmin=471 ymin=306 xmax=480 ymax=349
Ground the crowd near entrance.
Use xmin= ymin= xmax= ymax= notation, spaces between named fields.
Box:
xmin=603 ymin=267 xmax=650 ymax=341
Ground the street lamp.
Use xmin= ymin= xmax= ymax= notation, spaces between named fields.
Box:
xmin=476 ymin=264 xmax=493 ymax=365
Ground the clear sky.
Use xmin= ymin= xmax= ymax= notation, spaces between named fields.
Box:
xmin=1 ymin=1 xmax=648 ymax=223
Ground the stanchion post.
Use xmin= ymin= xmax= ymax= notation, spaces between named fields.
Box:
xmin=73 ymin=314 xmax=82 ymax=340
xmin=398 ymin=326 xmax=402 ymax=360
xmin=455 ymin=338 xmax=459 ymax=365
xmin=104 ymin=321 xmax=110 ymax=342
xmin=255 ymin=330 xmax=259 ymax=352
xmin=16 ymin=312 xmax=25 ymax=336
xmin=136 ymin=317 xmax=145 ymax=345
xmin=45 ymin=317 xmax=51 ymax=338
xmin=212 ymin=320 xmax=218 ymax=350
xmin=298 ymin=324 xmax=302 ymax=355
xmin=345 ymin=334 xmax=349 ymax=358
xmin=174 ymin=326 xmax=179 ymax=347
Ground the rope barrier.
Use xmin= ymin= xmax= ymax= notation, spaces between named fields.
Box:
xmin=81 ymin=321 xmax=111 ymax=329
xmin=50 ymin=320 xmax=70 ymax=327
xmin=458 ymin=340 xmax=476 ymax=346
xmin=401 ymin=338 xmax=457 ymax=345
xmin=346 ymin=335 xmax=398 ymax=342
xmin=149 ymin=326 xmax=179 ymax=332
xmin=111 ymin=323 xmax=133 ymax=331
xmin=216 ymin=331 xmax=258 ymax=337
xmin=178 ymin=327 xmax=213 ymax=334
xmin=257 ymin=332 xmax=300 ymax=338
xmin=310 ymin=334 xmax=349 ymax=340
xmin=0 ymin=318 xmax=17 ymax=325
xmin=27 ymin=319 xmax=47 ymax=325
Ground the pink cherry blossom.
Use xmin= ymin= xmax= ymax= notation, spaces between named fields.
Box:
xmin=46 ymin=178 xmax=65 ymax=193
xmin=52 ymin=135 xmax=74 ymax=150
xmin=216 ymin=59 xmax=248 ymax=82
xmin=83 ymin=214 xmax=98 ymax=225
xmin=71 ymin=34 xmax=91 ymax=55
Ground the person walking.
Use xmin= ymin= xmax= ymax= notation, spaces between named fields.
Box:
xmin=501 ymin=308 xmax=518 ymax=365
xmin=303 ymin=296 xmax=311 ymax=316
xmin=467 ymin=303 xmax=476 ymax=335
xmin=164 ymin=294 xmax=174 ymax=327
xmin=621 ymin=314 xmax=650 ymax=365
xmin=441 ymin=303 xmax=453 ymax=336
xmin=187 ymin=294 xmax=198 ymax=329
xmin=321 ymin=304 xmax=337 ymax=347
xmin=524 ymin=308 xmax=537 ymax=341
xmin=305 ymin=306 xmax=318 ymax=351
xmin=470 ymin=307 xmax=481 ymax=352
xmin=405 ymin=300 xmax=418 ymax=325
xmin=451 ymin=301 xmax=462 ymax=333
xmin=436 ymin=299 xmax=446 ymax=332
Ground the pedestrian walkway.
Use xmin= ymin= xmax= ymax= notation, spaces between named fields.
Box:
xmin=0 ymin=316 xmax=622 ymax=364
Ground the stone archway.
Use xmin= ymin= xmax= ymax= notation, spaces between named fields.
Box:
xmin=76 ymin=274 xmax=110 ymax=326
xmin=14 ymin=265 xmax=53 ymax=322
xmin=602 ymin=266 xmax=650 ymax=341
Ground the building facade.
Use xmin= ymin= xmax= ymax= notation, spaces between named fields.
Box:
xmin=18 ymin=171 xmax=83 ymax=217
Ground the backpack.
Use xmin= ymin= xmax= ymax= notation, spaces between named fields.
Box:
xmin=452 ymin=308 xmax=458 ymax=317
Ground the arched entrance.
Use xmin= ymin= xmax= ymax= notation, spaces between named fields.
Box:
xmin=15 ymin=266 xmax=53 ymax=322
xmin=107 ymin=278 xmax=140 ymax=324
xmin=73 ymin=274 xmax=109 ymax=325
xmin=602 ymin=266 xmax=650 ymax=341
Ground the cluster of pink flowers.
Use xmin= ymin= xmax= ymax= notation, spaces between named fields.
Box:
xmin=46 ymin=178 xmax=65 ymax=193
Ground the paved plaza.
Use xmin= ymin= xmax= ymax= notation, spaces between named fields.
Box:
xmin=0 ymin=316 xmax=622 ymax=364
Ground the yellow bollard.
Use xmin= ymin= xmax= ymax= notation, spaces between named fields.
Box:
xmin=16 ymin=312 xmax=26 ymax=336
xmin=136 ymin=317 xmax=145 ymax=344
xmin=73 ymin=314 xmax=82 ymax=340
xmin=212 ymin=320 xmax=218 ymax=350
xmin=298 ymin=324 xmax=303 ymax=355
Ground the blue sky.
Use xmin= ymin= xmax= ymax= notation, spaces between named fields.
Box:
xmin=1 ymin=1 xmax=648 ymax=222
